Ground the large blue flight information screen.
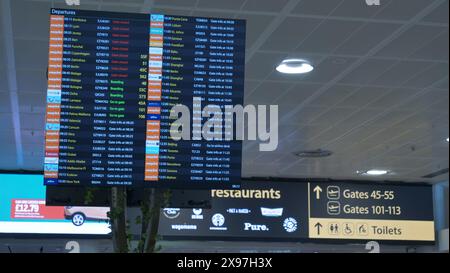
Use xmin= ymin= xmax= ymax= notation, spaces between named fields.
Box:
xmin=44 ymin=9 xmax=245 ymax=189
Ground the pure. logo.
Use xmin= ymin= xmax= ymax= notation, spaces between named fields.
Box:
xmin=244 ymin=223 xmax=269 ymax=231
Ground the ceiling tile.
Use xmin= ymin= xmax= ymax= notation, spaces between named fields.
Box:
xmin=309 ymin=57 xmax=359 ymax=83
xmin=0 ymin=92 xmax=11 ymax=113
xmin=288 ymin=124 xmax=326 ymax=142
xmin=308 ymin=84 xmax=358 ymax=107
xmin=339 ymin=59 xmax=398 ymax=85
xmin=375 ymin=25 xmax=446 ymax=59
xmin=16 ymin=70 xmax=47 ymax=93
xmin=421 ymin=0 xmax=449 ymax=24
xmin=100 ymin=4 xmax=142 ymax=13
xmin=260 ymin=17 xmax=321 ymax=51
xmin=154 ymin=0 xmax=198 ymax=8
xmin=365 ymin=110 xmax=411 ymax=128
xmin=0 ymin=156 xmax=18 ymax=170
xmin=370 ymin=60 xmax=435 ymax=86
xmin=337 ymin=86 xmax=391 ymax=107
xmin=275 ymin=83 xmax=322 ymax=105
xmin=14 ymin=39 xmax=48 ymax=71
xmin=242 ymin=0 xmax=290 ymax=12
xmin=374 ymin=0 xmax=432 ymax=20
xmin=22 ymin=129 xmax=45 ymax=145
xmin=192 ymin=10 xmax=235 ymax=19
xmin=410 ymin=30 xmax=449 ymax=61
xmin=0 ymin=70 xmax=8 ymax=91
xmin=286 ymin=106 xmax=326 ymax=125
xmin=331 ymin=0 xmax=393 ymax=18
xmin=245 ymin=81 xmax=294 ymax=105
xmin=11 ymin=0 xmax=51 ymax=40
xmin=367 ymin=88 xmax=422 ymax=109
xmin=402 ymin=63 xmax=449 ymax=88
xmin=296 ymin=20 xmax=362 ymax=54
xmin=150 ymin=7 xmax=192 ymax=17
xmin=237 ymin=14 xmax=275 ymax=48
xmin=246 ymin=52 xmax=285 ymax=79
xmin=0 ymin=113 xmax=13 ymax=130
xmin=0 ymin=29 xmax=5 ymax=70
xmin=197 ymin=0 xmax=245 ymax=10
xmin=309 ymin=107 xmax=356 ymax=127
xmin=335 ymin=109 xmax=380 ymax=131
xmin=18 ymin=92 xmax=46 ymax=114
xmin=291 ymin=0 xmax=342 ymax=15
xmin=0 ymin=130 xmax=14 ymax=144
xmin=244 ymin=80 xmax=260 ymax=96
xmin=334 ymin=22 xmax=402 ymax=56
xmin=52 ymin=1 xmax=99 ymax=10
xmin=20 ymin=113 xmax=45 ymax=131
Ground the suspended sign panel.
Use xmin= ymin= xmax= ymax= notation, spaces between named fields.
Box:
xmin=159 ymin=181 xmax=435 ymax=244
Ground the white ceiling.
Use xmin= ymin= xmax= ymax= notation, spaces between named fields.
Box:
xmin=0 ymin=0 xmax=448 ymax=183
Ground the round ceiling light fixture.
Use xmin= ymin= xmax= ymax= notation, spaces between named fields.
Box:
xmin=276 ymin=59 xmax=314 ymax=74
xmin=357 ymin=169 xmax=390 ymax=176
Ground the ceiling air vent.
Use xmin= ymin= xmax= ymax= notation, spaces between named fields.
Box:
xmin=422 ymin=168 xmax=449 ymax=179
xmin=294 ymin=149 xmax=333 ymax=158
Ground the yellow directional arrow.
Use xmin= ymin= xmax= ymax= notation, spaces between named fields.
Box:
xmin=313 ymin=186 xmax=323 ymax=200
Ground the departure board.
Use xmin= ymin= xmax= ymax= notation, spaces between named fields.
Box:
xmin=44 ymin=9 xmax=245 ymax=188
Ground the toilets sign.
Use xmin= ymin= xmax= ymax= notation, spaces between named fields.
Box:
xmin=308 ymin=182 xmax=435 ymax=242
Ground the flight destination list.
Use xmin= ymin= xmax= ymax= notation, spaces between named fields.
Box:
xmin=44 ymin=9 xmax=245 ymax=188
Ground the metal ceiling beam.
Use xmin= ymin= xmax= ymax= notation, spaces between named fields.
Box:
xmin=1 ymin=0 xmax=24 ymax=168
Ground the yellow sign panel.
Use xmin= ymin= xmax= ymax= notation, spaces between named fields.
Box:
xmin=309 ymin=218 xmax=435 ymax=241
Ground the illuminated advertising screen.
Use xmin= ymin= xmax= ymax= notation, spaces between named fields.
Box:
xmin=0 ymin=174 xmax=110 ymax=235
xmin=44 ymin=9 xmax=245 ymax=189
xmin=159 ymin=181 xmax=435 ymax=244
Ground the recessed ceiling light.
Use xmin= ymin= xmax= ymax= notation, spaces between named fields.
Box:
xmin=446 ymin=138 xmax=449 ymax=142
xmin=358 ymin=169 xmax=390 ymax=176
xmin=332 ymin=58 xmax=347 ymax=65
xmin=276 ymin=59 xmax=314 ymax=74
xmin=294 ymin=149 xmax=333 ymax=158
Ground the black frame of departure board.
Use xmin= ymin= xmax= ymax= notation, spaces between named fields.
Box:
xmin=43 ymin=9 xmax=245 ymax=189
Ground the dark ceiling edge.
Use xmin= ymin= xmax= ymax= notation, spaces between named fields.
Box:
xmin=0 ymin=170 xmax=43 ymax=174
xmin=423 ymin=168 xmax=449 ymax=179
